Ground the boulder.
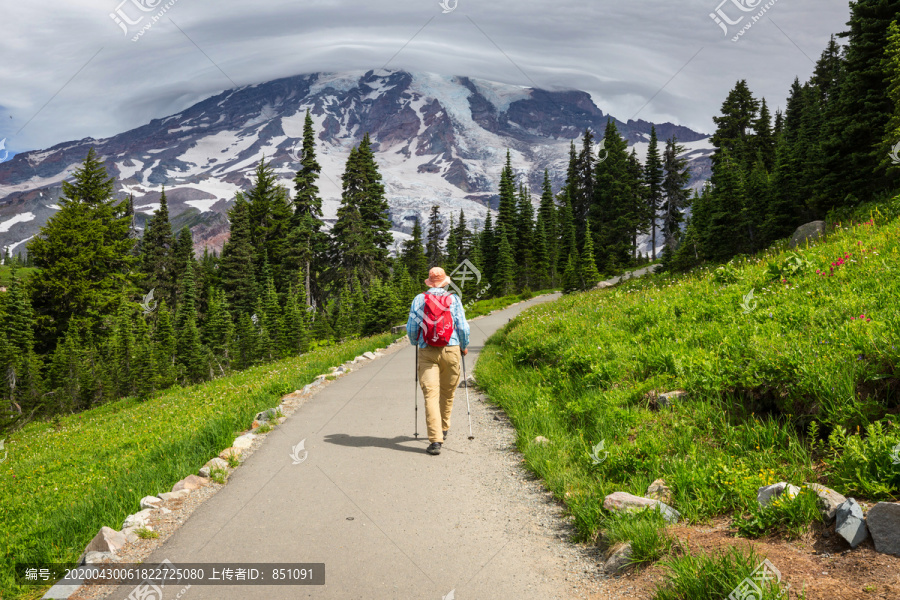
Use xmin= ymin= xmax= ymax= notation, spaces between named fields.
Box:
xmin=82 ymin=551 xmax=117 ymax=565
xmin=656 ymin=390 xmax=687 ymax=408
xmin=603 ymin=491 xmax=680 ymax=523
xmin=84 ymin=526 xmax=127 ymax=554
xmin=806 ymin=483 xmax=847 ymax=523
xmin=157 ymin=489 xmax=191 ymax=502
xmin=139 ymin=496 xmax=162 ymax=510
xmin=866 ymin=502 xmax=900 ymax=556
xmin=121 ymin=526 xmax=140 ymax=544
xmin=603 ymin=543 xmax=633 ymax=575
xmin=199 ymin=457 xmax=230 ymax=477
xmin=254 ymin=408 xmax=278 ymax=422
xmin=335 ymin=366 xmax=346 ymax=374
xmin=219 ymin=447 xmax=242 ymax=460
xmin=172 ymin=474 xmax=209 ymax=492
xmin=646 ymin=479 xmax=673 ymax=505
xmin=122 ymin=509 xmax=155 ymax=529
xmin=533 ymin=436 xmax=550 ymax=446
xmin=835 ymin=498 xmax=869 ymax=548
xmin=232 ymin=433 xmax=256 ymax=449
xmin=757 ymin=482 xmax=800 ymax=507
xmin=789 ymin=220 xmax=826 ymax=249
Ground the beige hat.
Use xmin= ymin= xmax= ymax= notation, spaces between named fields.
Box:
xmin=424 ymin=266 xmax=451 ymax=288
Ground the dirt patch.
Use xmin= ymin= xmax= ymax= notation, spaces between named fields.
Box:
xmin=593 ymin=517 xmax=900 ymax=600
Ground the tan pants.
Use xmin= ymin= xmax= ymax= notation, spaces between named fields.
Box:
xmin=417 ymin=345 xmax=461 ymax=443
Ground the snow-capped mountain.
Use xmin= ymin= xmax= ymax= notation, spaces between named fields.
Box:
xmin=0 ymin=70 xmax=712 ymax=258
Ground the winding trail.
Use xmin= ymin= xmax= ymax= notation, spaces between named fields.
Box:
xmin=95 ymin=292 xmax=618 ymax=600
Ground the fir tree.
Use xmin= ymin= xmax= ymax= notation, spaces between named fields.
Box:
xmin=221 ymin=193 xmax=257 ymax=317
xmin=402 ymin=217 xmax=428 ymax=286
xmin=290 ymin=109 xmax=326 ymax=306
xmin=494 ymin=227 xmax=516 ymax=297
xmin=661 ymin=136 xmax=692 ymax=254
xmin=425 ymin=205 xmax=445 ymax=267
xmin=174 ymin=261 xmax=205 ymax=384
xmin=580 ymin=220 xmax=602 ymax=290
xmin=153 ymin=300 xmax=177 ymax=389
xmin=538 ymin=170 xmax=558 ymax=283
xmin=139 ymin=188 xmax=174 ymax=308
xmin=645 ymin=126 xmax=664 ymax=260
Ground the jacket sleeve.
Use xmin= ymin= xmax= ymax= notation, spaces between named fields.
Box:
xmin=453 ymin=295 xmax=470 ymax=350
xmin=407 ymin=294 xmax=422 ymax=345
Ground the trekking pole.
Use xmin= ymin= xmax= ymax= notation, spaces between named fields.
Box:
xmin=414 ymin=349 xmax=419 ymax=439
xmin=463 ymin=352 xmax=474 ymax=440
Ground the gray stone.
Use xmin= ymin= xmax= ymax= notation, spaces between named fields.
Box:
xmin=866 ymin=502 xmax=900 ymax=556
xmin=157 ymin=489 xmax=190 ymax=502
xmin=835 ymin=498 xmax=869 ymax=548
xmin=254 ymin=408 xmax=279 ymax=422
xmin=757 ymin=482 xmax=800 ymax=507
xmin=646 ymin=479 xmax=673 ymax=504
xmin=122 ymin=509 xmax=154 ymax=529
xmin=139 ymin=495 xmax=162 ymax=510
xmin=363 ymin=351 xmax=377 ymax=360
xmin=533 ymin=436 xmax=550 ymax=446
xmin=232 ymin=433 xmax=256 ymax=449
xmin=83 ymin=550 xmax=116 ymax=564
xmin=603 ymin=491 xmax=680 ymax=523
xmin=806 ymin=483 xmax=847 ymax=523
xmin=789 ymin=220 xmax=826 ymax=249
xmin=335 ymin=366 xmax=346 ymax=374
xmin=656 ymin=390 xmax=687 ymax=408
xmin=84 ymin=526 xmax=126 ymax=554
xmin=391 ymin=325 xmax=406 ymax=334
xmin=121 ymin=526 xmax=140 ymax=544
xmin=172 ymin=474 xmax=209 ymax=492
xmin=603 ymin=543 xmax=633 ymax=575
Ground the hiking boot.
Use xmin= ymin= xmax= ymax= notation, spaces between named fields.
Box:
xmin=426 ymin=442 xmax=442 ymax=455
xmin=442 ymin=429 xmax=449 ymax=441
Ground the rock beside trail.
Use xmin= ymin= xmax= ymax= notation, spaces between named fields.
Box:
xmin=757 ymin=482 xmax=800 ymax=507
xmin=122 ymin=508 xmax=155 ymax=529
xmin=790 ymin=220 xmax=826 ymax=249
xmin=172 ymin=474 xmax=208 ymax=492
xmin=82 ymin=551 xmax=116 ymax=565
xmin=603 ymin=492 xmax=680 ymax=524
xmin=232 ymin=433 xmax=256 ymax=449
xmin=199 ymin=457 xmax=229 ymax=478
xmin=533 ymin=436 xmax=550 ymax=446
xmin=806 ymin=483 xmax=847 ymax=522
xmin=158 ymin=489 xmax=191 ymax=502
xmin=363 ymin=351 xmax=377 ymax=360
xmin=645 ymin=479 xmax=673 ymax=505
xmin=139 ymin=496 xmax=162 ymax=510
xmin=219 ymin=447 xmax=242 ymax=460
xmin=835 ymin=498 xmax=869 ymax=548
xmin=255 ymin=408 xmax=279 ymax=422
xmin=84 ymin=526 xmax=126 ymax=555
xmin=866 ymin=502 xmax=900 ymax=556
xmin=603 ymin=543 xmax=633 ymax=574
xmin=655 ymin=390 xmax=687 ymax=408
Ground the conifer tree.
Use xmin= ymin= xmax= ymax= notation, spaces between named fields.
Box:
xmin=480 ymin=212 xmax=498 ymax=286
xmin=281 ymin=283 xmax=309 ymax=355
xmin=26 ymin=148 xmax=137 ymax=353
xmin=497 ymin=151 xmax=518 ymax=251
xmin=291 ymin=109 xmax=326 ymax=306
xmin=221 ymin=193 xmax=257 ymax=317
xmin=538 ymin=170 xmax=558 ymax=283
xmin=139 ymin=188 xmax=174 ymax=308
xmin=644 ymin=127 xmax=664 ymax=260
xmin=356 ymin=133 xmax=393 ymax=273
xmin=562 ymin=252 xmax=580 ymax=295
xmin=202 ymin=286 xmax=233 ymax=372
xmin=494 ymin=227 xmax=516 ymax=297
xmin=580 ymin=220 xmax=602 ymax=290
xmin=425 ymin=205 xmax=445 ymax=267
xmin=661 ymin=136 xmax=692 ymax=254
xmin=153 ymin=300 xmax=177 ymax=389
xmin=132 ymin=314 xmax=157 ymax=398
xmin=331 ymin=146 xmax=379 ymax=286
xmin=402 ymin=217 xmax=428 ymax=285
xmin=171 ymin=226 xmax=195 ymax=310
xmin=174 ymin=261 xmax=205 ymax=383
xmin=113 ymin=300 xmax=135 ymax=398
xmin=515 ymin=183 xmax=534 ymax=287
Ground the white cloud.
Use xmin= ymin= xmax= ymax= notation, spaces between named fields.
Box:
xmin=0 ymin=0 xmax=850 ymax=153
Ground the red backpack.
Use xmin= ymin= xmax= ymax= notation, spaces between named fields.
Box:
xmin=421 ymin=292 xmax=455 ymax=347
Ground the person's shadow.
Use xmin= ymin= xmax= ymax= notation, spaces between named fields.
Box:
xmin=323 ymin=433 xmax=426 ymax=455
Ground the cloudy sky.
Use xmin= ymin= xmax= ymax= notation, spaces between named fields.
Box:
xmin=0 ymin=0 xmax=850 ymax=156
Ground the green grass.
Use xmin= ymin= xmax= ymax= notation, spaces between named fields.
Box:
xmin=601 ymin=508 xmax=673 ymax=568
xmin=465 ymin=288 xmax=557 ymax=319
xmin=0 ymin=332 xmax=397 ymax=600
xmin=653 ymin=545 xmax=788 ymax=600
xmin=475 ymin=200 xmax=900 ymax=548
xmin=0 ymin=265 xmax=38 ymax=287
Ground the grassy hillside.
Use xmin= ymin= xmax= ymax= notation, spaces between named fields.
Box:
xmin=476 ymin=199 xmax=900 ymax=550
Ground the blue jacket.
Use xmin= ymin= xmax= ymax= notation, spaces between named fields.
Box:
xmin=407 ymin=288 xmax=470 ymax=349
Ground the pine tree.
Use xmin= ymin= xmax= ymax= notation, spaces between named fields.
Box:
xmin=356 ymin=133 xmax=393 ymax=273
xmin=705 ymin=149 xmax=749 ymax=261
xmin=113 ymin=299 xmax=135 ymax=398
xmin=26 ymin=148 xmax=137 ymax=354
xmin=171 ymin=226 xmax=195 ymax=310
xmin=174 ymin=261 xmax=205 ymax=384
xmin=497 ymin=151 xmax=518 ymax=251
xmin=580 ymin=220 xmax=602 ymax=290
xmin=880 ymin=20 xmax=900 ymax=182
xmin=331 ymin=146 xmax=380 ymax=286
xmin=281 ymin=282 xmax=309 ymax=355
xmin=752 ymin=98 xmax=777 ymax=172
xmin=132 ymin=313 xmax=157 ymax=398
xmin=661 ymin=136 xmax=692 ymax=254
xmin=425 ymin=205 xmax=445 ymax=267
xmin=153 ymin=300 xmax=177 ymax=389
xmin=139 ymin=188 xmax=174 ymax=309
xmin=290 ymin=109 xmax=326 ymax=306
xmin=494 ymin=227 xmax=516 ymax=297
xmin=538 ymin=170 xmax=558 ymax=284
xmin=402 ymin=217 xmax=428 ymax=286
xmin=202 ymin=286 xmax=233 ymax=373
xmin=711 ymin=80 xmax=760 ymax=172
xmin=645 ymin=126 xmax=664 ymax=260
xmin=480 ymin=212 xmax=498 ymax=287
xmin=515 ymin=182 xmax=534 ymax=287
xmin=562 ymin=252 xmax=580 ymax=295
xmin=221 ymin=193 xmax=257 ymax=317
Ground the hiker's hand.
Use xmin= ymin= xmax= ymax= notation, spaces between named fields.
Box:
xmin=462 ymin=349 xmax=468 ymax=356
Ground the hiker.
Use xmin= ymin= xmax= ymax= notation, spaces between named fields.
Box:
xmin=407 ymin=266 xmax=470 ymax=455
